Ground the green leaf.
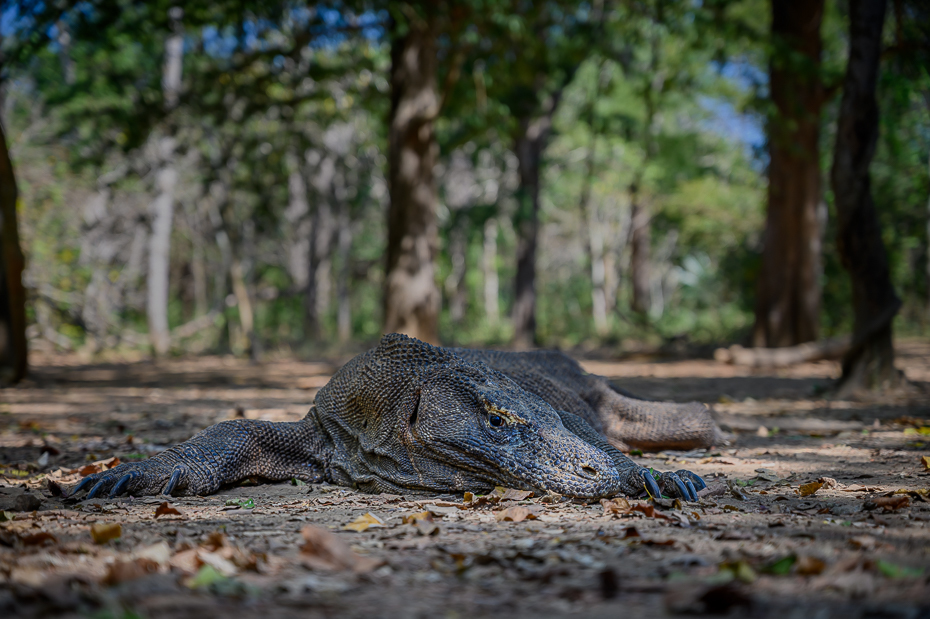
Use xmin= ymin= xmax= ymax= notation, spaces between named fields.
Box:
xmin=225 ymin=498 xmax=255 ymax=509
xmin=876 ymin=560 xmax=923 ymax=579
xmin=185 ymin=565 xmax=228 ymax=589
xmin=291 ymin=478 xmax=307 ymax=486
xmin=763 ymin=555 xmax=796 ymax=575
xmin=630 ymin=449 xmax=644 ymax=456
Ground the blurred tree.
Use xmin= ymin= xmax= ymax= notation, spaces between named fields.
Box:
xmin=0 ymin=100 xmax=28 ymax=384
xmin=383 ymin=4 xmax=442 ymax=343
xmin=752 ymin=0 xmax=825 ymax=348
xmin=830 ymin=0 xmax=900 ymax=394
xmin=491 ymin=2 xmax=590 ymax=347
xmin=147 ymin=6 xmax=184 ymax=356
xmin=1 ymin=27 xmax=32 ymax=383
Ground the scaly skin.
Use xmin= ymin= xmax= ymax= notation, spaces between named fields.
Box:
xmin=71 ymin=334 xmax=709 ymax=501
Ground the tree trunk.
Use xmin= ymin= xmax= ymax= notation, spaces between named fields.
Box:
xmin=0 ymin=117 xmax=27 ymax=383
xmin=629 ymin=188 xmax=651 ymax=316
xmin=285 ymin=161 xmax=310 ymax=290
xmin=753 ymin=0 xmax=825 ymax=348
xmin=579 ymin=139 xmax=608 ymax=336
xmin=306 ymin=156 xmax=335 ymax=341
xmin=483 ymin=218 xmax=499 ymax=326
xmin=383 ymin=11 xmax=441 ymax=344
xmin=146 ymin=13 xmax=184 ymax=357
xmin=444 ymin=224 xmax=467 ymax=327
xmin=831 ymin=0 xmax=901 ymax=395
xmin=335 ymin=203 xmax=352 ymax=343
xmin=147 ymin=162 xmax=178 ymax=356
xmin=512 ymin=118 xmax=546 ymax=348
xmin=579 ymin=61 xmax=610 ymax=336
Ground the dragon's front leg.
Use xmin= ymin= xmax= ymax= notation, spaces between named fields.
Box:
xmin=69 ymin=418 xmax=328 ymax=499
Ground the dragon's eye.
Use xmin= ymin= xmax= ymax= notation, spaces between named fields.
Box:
xmin=489 ymin=414 xmax=504 ymax=427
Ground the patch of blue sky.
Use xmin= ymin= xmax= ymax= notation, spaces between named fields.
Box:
xmin=699 ymin=95 xmax=764 ymax=148
xmin=714 ymin=58 xmax=768 ymax=95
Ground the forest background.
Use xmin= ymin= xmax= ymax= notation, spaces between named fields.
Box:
xmin=0 ymin=0 xmax=928 ymax=385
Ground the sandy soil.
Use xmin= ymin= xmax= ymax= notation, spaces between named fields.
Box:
xmin=1 ymin=341 xmax=929 ymax=618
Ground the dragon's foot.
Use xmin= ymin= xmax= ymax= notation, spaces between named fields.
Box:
xmin=67 ymin=459 xmax=207 ymax=499
xmin=618 ymin=466 xmax=706 ymax=501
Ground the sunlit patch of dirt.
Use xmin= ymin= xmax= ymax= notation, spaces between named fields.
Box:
xmin=1 ymin=340 xmax=929 ymax=618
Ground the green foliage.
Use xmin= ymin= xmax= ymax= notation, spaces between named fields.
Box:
xmin=4 ymin=0 xmax=928 ymax=356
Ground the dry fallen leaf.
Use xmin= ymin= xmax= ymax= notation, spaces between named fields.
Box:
xmin=154 ymin=502 xmax=182 ymax=518
xmin=799 ymin=481 xmax=824 ymax=497
xmin=868 ymin=495 xmax=909 ymax=512
xmin=342 ymin=512 xmax=385 ymax=532
xmin=600 ymin=498 xmax=632 ymax=515
xmin=848 ymin=536 xmax=878 ymax=551
xmin=796 ymin=556 xmax=827 ymax=575
xmin=103 ymin=558 xmax=159 ymax=585
xmin=169 ymin=548 xmax=201 ymax=575
xmin=300 ymin=525 xmax=383 ymax=573
xmin=632 ymin=502 xmax=670 ymax=520
xmin=494 ymin=506 xmax=540 ymax=523
xmin=462 ymin=492 xmax=489 ymax=508
xmin=402 ymin=511 xmax=433 ymax=525
xmin=921 ymin=456 xmax=930 ymax=471
xmin=197 ymin=550 xmax=239 ymax=577
xmin=135 ymin=541 xmax=172 ymax=565
xmin=78 ymin=457 xmax=121 ymax=477
xmin=21 ymin=531 xmax=57 ymax=546
xmin=496 ymin=487 xmax=534 ymax=501
xmin=91 ymin=523 xmax=122 ymax=544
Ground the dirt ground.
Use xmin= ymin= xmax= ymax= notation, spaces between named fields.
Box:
xmin=2 ymin=341 xmax=930 ymax=618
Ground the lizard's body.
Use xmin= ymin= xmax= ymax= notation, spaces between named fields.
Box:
xmin=72 ymin=334 xmax=712 ymax=501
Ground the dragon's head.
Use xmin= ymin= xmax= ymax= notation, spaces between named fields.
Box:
xmin=332 ymin=334 xmax=622 ymax=498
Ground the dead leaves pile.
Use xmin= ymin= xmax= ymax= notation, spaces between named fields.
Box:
xmin=300 ymin=525 xmax=382 ymax=573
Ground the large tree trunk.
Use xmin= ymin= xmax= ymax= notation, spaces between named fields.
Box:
xmin=512 ymin=118 xmax=547 ymax=348
xmin=753 ymin=0 xmax=825 ymax=348
xmin=335 ymin=203 xmax=353 ymax=343
xmin=831 ymin=0 xmax=901 ymax=395
xmin=579 ymin=138 xmax=608 ymax=336
xmin=579 ymin=62 xmax=609 ymax=336
xmin=383 ymin=11 xmax=441 ymax=344
xmin=444 ymin=224 xmax=467 ymax=327
xmin=146 ymin=12 xmax=184 ymax=356
xmin=306 ymin=156 xmax=335 ymax=341
xmin=483 ymin=218 xmax=499 ymax=326
xmin=0 ymin=117 xmax=27 ymax=383
xmin=629 ymin=188 xmax=651 ymax=316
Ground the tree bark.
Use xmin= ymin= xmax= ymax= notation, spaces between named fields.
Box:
xmin=383 ymin=10 xmax=441 ymax=344
xmin=146 ymin=11 xmax=184 ymax=357
xmin=444 ymin=224 xmax=467 ymax=327
xmin=830 ymin=0 xmax=901 ymax=395
xmin=512 ymin=116 xmax=549 ymax=348
xmin=579 ymin=61 xmax=610 ymax=336
xmin=629 ymin=187 xmax=651 ymax=316
xmin=147 ymin=162 xmax=178 ymax=356
xmin=0 ymin=116 xmax=27 ymax=383
xmin=753 ymin=0 xmax=825 ymax=348
xmin=335 ymin=203 xmax=352 ymax=343
xmin=483 ymin=218 xmax=499 ymax=326
xmin=306 ymin=156 xmax=335 ymax=342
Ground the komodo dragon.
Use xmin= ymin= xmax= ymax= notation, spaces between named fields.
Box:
xmin=70 ymin=334 xmax=714 ymax=501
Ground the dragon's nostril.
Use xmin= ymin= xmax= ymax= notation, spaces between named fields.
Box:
xmin=580 ymin=465 xmax=598 ymax=478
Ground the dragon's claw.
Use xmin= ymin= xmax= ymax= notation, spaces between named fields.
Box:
xmin=163 ymin=468 xmax=183 ymax=495
xmin=109 ymin=473 xmax=135 ymax=497
xmin=684 ymin=478 xmax=697 ymax=501
xmin=641 ymin=469 xmax=662 ymax=498
xmin=86 ymin=480 xmax=107 ymax=500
